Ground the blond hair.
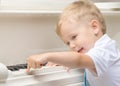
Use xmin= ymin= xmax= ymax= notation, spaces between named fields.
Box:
xmin=56 ymin=0 xmax=106 ymax=36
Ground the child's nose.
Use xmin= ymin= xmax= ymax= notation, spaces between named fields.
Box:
xmin=69 ymin=42 xmax=76 ymax=50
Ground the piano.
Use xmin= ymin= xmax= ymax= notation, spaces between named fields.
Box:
xmin=0 ymin=63 xmax=84 ymax=86
xmin=0 ymin=1 xmax=120 ymax=86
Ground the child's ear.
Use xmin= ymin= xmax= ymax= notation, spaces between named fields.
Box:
xmin=90 ymin=19 xmax=100 ymax=35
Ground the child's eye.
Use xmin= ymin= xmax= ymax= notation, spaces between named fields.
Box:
xmin=72 ymin=35 xmax=76 ymax=40
xmin=66 ymin=42 xmax=70 ymax=45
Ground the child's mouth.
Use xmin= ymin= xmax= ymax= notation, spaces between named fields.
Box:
xmin=77 ymin=47 xmax=84 ymax=53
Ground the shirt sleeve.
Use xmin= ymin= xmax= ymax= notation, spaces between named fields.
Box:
xmin=86 ymin=48 xmax=111 ymax=77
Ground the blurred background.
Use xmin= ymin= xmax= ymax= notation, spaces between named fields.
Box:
xmin=93 ymin=0 xmax=119 ymax=2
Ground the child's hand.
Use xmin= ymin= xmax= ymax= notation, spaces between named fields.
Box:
xmin=46 ymin=62 xmax=59 ymax=66
xmin=64 ymin=67 xmax=70 ymax=72
xmin=26 ymin=54 xmax=48 ymax=73
xmin=46 ymin=62 xmax=70 ymax=72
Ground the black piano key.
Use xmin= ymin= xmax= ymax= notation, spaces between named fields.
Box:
xmin=7 ymin=63 xmax=47 ymax=71
xmin=13 ymin=66 xmax=20 ymax=71
xmin=7 ymin=66 xmax=14 ymax=71
xmin=7 ymin=64 xmax=27 ymax=71
xmin=16 ymin=64 xmax=27 ymax=69
xmin=7 ymin=66 xmax=19 ymax=71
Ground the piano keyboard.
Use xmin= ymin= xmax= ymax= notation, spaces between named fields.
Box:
xmin=0 ymin=64 xmax=84 ymax=86
xmin=7 ymin=64 xmax=27 ymax=71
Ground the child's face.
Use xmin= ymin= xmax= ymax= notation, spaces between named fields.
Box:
xmin=60 ymin=20 xmax=100 ymax=53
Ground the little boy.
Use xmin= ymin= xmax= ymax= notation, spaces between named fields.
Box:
xmin=26 ymin=0 xmax=120 ymax=86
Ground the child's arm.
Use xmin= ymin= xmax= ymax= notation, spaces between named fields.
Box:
xmin=26 ymin=51 xmax=95 ymax=73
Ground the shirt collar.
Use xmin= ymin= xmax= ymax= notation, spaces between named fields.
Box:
xmin=94 ymin=34 xmax=111 ymax=47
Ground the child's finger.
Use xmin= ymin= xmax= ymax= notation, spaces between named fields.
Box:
xmin=64 ymin=67 xmax=70 ymax=72
xmin=26 ymin=64 xmax=31 ymax=73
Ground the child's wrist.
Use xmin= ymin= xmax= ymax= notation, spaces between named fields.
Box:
xmin=45 ymin=53 xmax=51 ymax=62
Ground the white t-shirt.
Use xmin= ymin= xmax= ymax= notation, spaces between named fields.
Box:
xmin=86 ymin=34 xmax=120 ymax=86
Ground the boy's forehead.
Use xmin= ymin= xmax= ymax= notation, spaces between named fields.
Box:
xmin=61 ymin=20 xmax=77 ymax=34
xmin=62 ymin=18 xmax=80 ymax=28
xmin=60 ymin=20 xmax=80 ymax=38
xmin=60 ymin=18 xmax=86 ymax=33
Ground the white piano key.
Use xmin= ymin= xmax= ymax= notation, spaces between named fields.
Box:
xmin=8 ymin=66 xmax=66 ymax=77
